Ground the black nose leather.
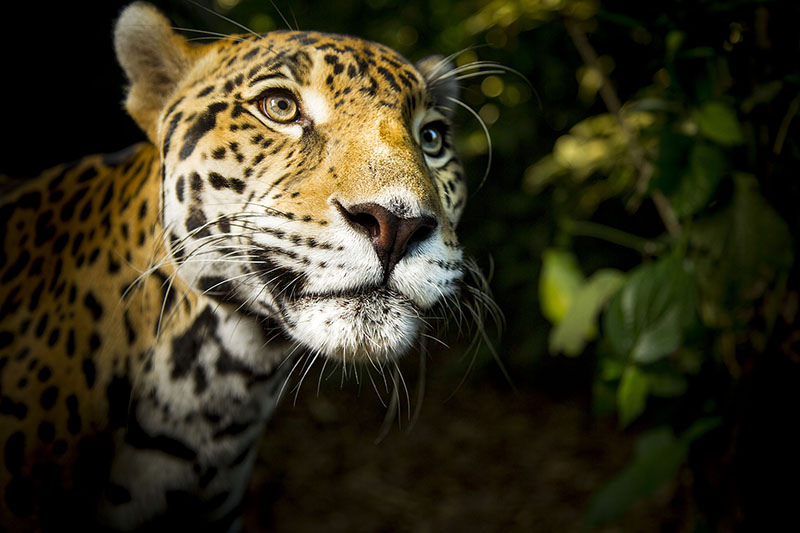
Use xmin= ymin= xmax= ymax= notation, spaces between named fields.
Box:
xmin=339 ymin=202 xmax=437 ymax=282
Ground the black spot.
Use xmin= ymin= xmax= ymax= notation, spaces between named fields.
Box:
xmin=83 ymin=291 xmax=104 ymax=320
xmin=151 ymin=270 xmax=177 ymax=317
xmin=197 ymin=85 xmax=215 ymax=97
xmin=60 ymin=186 xmax=90 ymax=222
xmin=229 ymin=178 xmax=245 ymax=194
xmin=47 ymin=328 xmax=60 ymax=347
xmin=38 ymin=422 xmax=56 ymax=443
xmin=215 ymin=347 xmax=253 ymax=377
xmin=17 ymin=191 xmax=41 ymax=210
xmin=28 ymin=256 xmax=44 ymax=275
xmin=66 ymin=394 xmax=82 ymax=435
xmin=0 ymin=395 xmax=28 ymax=420
xmin=186 ymin=208 xmax=210 ymax=238
xmin=139 ymin=200 xmax=148 ymax=220
xmin=41 ymin=386 xmax=58 ymax=410
xmin=208 ymin=172 xmax=227 ymax=190
xmin=179 ymin=102 xmax=229 ymax=160
xmin=2 ymin=250 xmax=30 ymax=283
xmin=82 ymin=359 xmax=96 ymax=388
xmin=211 ymin=147 xmax=227 ymax=159
xmin=190 ymin=171 xmax=204 ymax=195
xmin=170 ymin=307 xmax=218 ymax=380
xmin=170 ymin=232 xmax=185 ymax=262
xmin=0 ymin=330 xmax=12 ymax=348
xmin=162 ymin=111 xmax=184 ymax=158
xmin=76 ymin=166 xmax=99 ymax=183
xmin=66 ymin=329 xmax=76 ymax=357
xmin=89 ymin=332 xmax=102 ymax=353
xmin=52 ymin=233 xmax=69 ymax=254
xmin=193 ymin=366 xmax=208 ymax=395
xmin=4 ymin=431 xmax=25 ymax=475
xmin=213 ymin=421 xmax=252 ymax=439
xmin=101 ymin=182 xmax=115 ymax=209
xmin=35 ymin=314 xmax=49 ymax=338
xmin=79 ymin=199 xmax=93 ymax=221
xmin=176 ymin=175 xmax=185 ymax=203
xmin=48 ymin=258 xmax=63 ymax=290
xmin=34 ymin=211 xmax=56 ymax=246
xmin=37 ymin=366 xmax=52 ymax=382
xmin=108 ymin=252 xmax=121 ymax=274
xmin=126 ymin=401 xmax=197 ymax=461
xmin=123 ymin=312 xmax=137 ymax=345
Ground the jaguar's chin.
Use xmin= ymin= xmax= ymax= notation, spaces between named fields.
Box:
xmin=281 ymin=288 xmax=421 ymax=363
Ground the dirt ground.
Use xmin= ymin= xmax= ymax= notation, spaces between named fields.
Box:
xmin=243 ymin=363 xmax=688 ymax=532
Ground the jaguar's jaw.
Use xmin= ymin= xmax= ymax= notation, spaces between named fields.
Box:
xmin=278 ymin=288 xmax=422 ymax=363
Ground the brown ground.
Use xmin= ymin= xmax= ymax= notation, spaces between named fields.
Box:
xmin=243 ymin=363 xmax=688 ymax=532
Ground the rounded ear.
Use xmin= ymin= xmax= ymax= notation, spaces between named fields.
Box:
xmin=415 ymin=55 xmax=460 ymax=118
xmin=114 ymin=2 xmax=196 ymax=142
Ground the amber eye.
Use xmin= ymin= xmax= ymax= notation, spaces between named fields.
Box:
xmin=420 ymin=123 xmax=445 ymax=156
xmin=258 ymin=92 xmax=299 ymax=122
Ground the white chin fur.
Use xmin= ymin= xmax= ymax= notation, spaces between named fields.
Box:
xmin=283 ymin=289 xmax=420 ymax=363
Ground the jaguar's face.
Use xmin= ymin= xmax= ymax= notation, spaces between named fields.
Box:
xmin=117 ymin=7 xmax=467 ymax=363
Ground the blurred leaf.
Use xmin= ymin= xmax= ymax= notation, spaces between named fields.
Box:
xmin=694 ymin=101 xmax=744 ymax=146
xmin=539 ymin=249 xmax=584 ymax=325
xmin=617 ymin=366 xmax=649 ymax=427
xmin=585 ymin=418 xmax=722 ymax=525
xmin=691 ymin=173 xmax=794 ymax=316
xmin=670 ymin=142 xmax=726 ymax=217
xmin=604 ymin=256 xmax=697 ymax=364
xmin=651 ymin=130 xmax=693 ymax=195
xmin=550 ymin=269 xmax=625 ymax=355
xmin=645 ymin=371 xmax=688 ymax=397
xmin=665 ymin=30 xmax=685 ymax=61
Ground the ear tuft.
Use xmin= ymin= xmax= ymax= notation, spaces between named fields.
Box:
xmin=416 ymin=55 xmax=460 ymax=118
xmin=114 ymin=2 xmax=195 ymax=142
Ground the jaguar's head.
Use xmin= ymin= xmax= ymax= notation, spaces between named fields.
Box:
xmin=115 ymin=2 xmax=469 ymax=363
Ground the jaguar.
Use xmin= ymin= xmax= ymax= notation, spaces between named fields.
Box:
xmin=0 ymin=2 xmax=488 ymax=530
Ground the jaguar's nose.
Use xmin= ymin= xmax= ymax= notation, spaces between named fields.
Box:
xmin=338 ymin=201 xmax=437 ymax=283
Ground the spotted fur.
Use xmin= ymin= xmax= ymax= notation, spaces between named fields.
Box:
xmin=0 ymin=2 xmax=470 ymax=530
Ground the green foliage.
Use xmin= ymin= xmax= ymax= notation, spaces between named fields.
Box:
xmin=207 ymin=0 xmax=798 ymax=527
xmin=585 ymin=418 xmax=722 ymax=525
xmin=604 ymin=255 xmax=696 ymax=366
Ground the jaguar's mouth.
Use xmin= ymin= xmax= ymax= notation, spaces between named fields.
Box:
xmin=279 ymin=287 xmax=422 ymax=362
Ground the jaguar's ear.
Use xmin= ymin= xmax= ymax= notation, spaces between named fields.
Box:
xmin=114 ymin=2 xmax=196 ymax=142
xmin=415 ymin=55 xmax=460 ymax=118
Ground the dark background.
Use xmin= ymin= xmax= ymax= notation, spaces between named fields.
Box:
xmin=3 ymin=1 xmax=799 ymax=531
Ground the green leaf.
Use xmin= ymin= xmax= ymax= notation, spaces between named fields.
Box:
xmin=617 ymin=366 xmax=649 ymax=427
xmin=645 ymin=371 xmax=688 ymax=397
xmin=694 ymin=101 xmax=744 ymax=146
xmin=604 ymin=256 xmax=696 ymax=364
xmin=549 ymin=269 xmax=625 ymax=356
xmin=665 ymin=30 xmax=685 ymax=61
xmin=538 ymin=249 xmax=583 ymax=325
xmin=651 ymin=130 xmax=692 ymax=196
xmin=584 ymin=419 xmax=722 ymax=526
xmin=691 ymin=173 xmax=794 ymax=314
xmin=670 ymin=142 xmax=726 ymax=217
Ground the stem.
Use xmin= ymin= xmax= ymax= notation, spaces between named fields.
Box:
xmin=563 ymin=219 xmax=664 ymax=255
xmin=564 ymin=16 xmax=681 ymax=237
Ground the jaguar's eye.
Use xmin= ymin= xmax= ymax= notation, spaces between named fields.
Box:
xmin=420 ymin=123 xmax=445 ymax=156
xmin=258 ymin=92 xmax=299 ymax=123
